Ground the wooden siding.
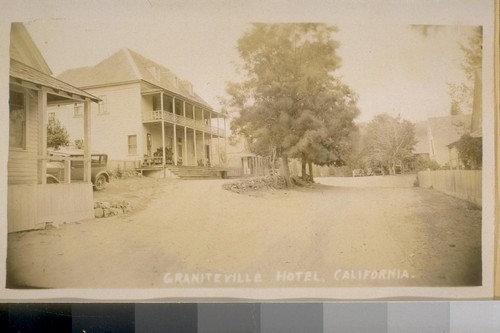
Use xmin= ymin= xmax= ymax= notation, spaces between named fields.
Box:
xmin=7 ymin=184 xmax=38 ymax=232
xmin=8 ymin=183 xmax=94 ymax=233
xmin=8 ymin=88 xmax=38 ymax=185
xmin=50 ymin=82 xmax=142 ymax=161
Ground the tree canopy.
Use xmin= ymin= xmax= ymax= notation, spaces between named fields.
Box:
xmin=448 ymin=27 xmax=482 ymax=115
xmin=225 ymin=23 xmax=359 ymax=184
xmin=362 ymin=114 xmax=417 ymax=174
xmin=47 ymin=119 xmax=70 ymax=150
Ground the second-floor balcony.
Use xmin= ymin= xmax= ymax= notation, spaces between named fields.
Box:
xmin=143 ymin=109 xmax=225 ymax=137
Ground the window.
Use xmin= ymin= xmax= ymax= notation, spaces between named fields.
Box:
xmin=128 ymin=135 xmax=137 ymax=155
xmin=74 ymin=104 xmax=83 ymax=117
xmin=48 ymin=112 xmax=55 ymax=123
xmin=9 ymin=90 xmax=26 ymax=149
xmin=98 ymin=95 xmax=107 ymax=115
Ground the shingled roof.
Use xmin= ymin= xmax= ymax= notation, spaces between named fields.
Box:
xmin=428 ymin=115 xmax=471 ymax=148
xmin=58 ymin=48 xmax=212 ymax=109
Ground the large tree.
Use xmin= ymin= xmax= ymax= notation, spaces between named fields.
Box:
xmin=226 ymin=23 xmax=358 ymax=185
xmin=448 ymin=27 xmax=482 ymax=115
xmin=363 ymin=114 xmax=417 ymax=174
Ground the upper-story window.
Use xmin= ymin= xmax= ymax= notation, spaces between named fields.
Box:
xmin=48 ymin=112 xmax=56 ymax=123
xmin=98 ymin=95 xmax=107 ymax=115
xmin=9 ymin=89 xmax=26 ymax=149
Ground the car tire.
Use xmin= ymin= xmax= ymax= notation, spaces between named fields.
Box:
xmin=94 ymin=174 xmax=107 ymax=191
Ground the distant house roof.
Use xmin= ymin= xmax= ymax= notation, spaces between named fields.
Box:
xmin=10 ymin=59 xmax=100 ymax=103
xmin=226 ymin=136 xmax=258 ymax=157
xmin=428 ymin=114 xmax=471 ymax=164
xmin=413 ymin=121 xmax=429 ymax=154
xmin=57 ymin=48 xmax=213 ymax=109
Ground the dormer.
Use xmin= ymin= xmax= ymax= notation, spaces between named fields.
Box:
xmin=181 ymin=80 xmax=194 ymax=96
xmin=146 ymin=65 xmax=161 ymax=82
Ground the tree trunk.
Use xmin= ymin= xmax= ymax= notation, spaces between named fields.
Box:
xmin=301 ymin=154 xmax=307 ymax=180
xmin=281 ymin=154 xmax=292 ymax=187
xmin=308 ymin=161 xmax=314 ymax=182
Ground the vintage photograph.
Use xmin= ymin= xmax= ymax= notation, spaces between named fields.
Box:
xmin=1 ymin=1 xmax=495 ymax=299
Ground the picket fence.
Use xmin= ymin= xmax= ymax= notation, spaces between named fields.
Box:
xmin=417 ymin=169 xmax=482 ymax=207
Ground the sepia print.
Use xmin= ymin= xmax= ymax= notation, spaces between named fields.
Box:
xmin=1 ymin=1 xmax=496 ymax=300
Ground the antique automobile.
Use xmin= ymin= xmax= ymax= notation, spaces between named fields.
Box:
xmin=46 ymin=149 xmax=110 ymax=191
xmin=352 ymin=168 xmax=365 ymax=177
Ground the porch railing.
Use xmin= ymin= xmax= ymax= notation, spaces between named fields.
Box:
xmin=143 ymin=110 xmax=225 ymax=137
xmin=38 ymin=155 xmax=89 ymax=184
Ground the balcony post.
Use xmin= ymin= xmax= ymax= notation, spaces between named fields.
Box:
xmin=161 ymin=92 xmax=166 ymax=167
xmin=217 ymin=114 xmax=221 ymax=166
xmin=183 ymin=100 xmax=187 ymax=165
xmin=210 ymin=111 xmax=213 ymax=166
xmin=173 ymin=97 xmax=178 ymax=166
xmin=193 ymin=107 xmax=197 ymax=165
xmin=224 ymin=116 xmax=227 ymax=164
xmin=202 ymin=109 xmax=206 ymax=166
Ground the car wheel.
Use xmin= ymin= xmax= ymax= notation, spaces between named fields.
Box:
xmin=94 ymin=174 xmax=107 ymax=191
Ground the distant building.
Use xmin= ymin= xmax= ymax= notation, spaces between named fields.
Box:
xmin=51 ymin=48 xmax=226 ymax=175
xmin=427 ymin=114 xmax=472 ymax=166
xmin=413 ymin=120 xmax=430 ymax=159
xmin=226 ymin=137 xmax=268 ymax=177
xmin=427 ymin=69 xmax=482 ymax=169
xmin=8 ymin=23 xmax=100 ymax=232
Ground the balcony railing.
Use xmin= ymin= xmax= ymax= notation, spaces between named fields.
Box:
xmin=143 ymin=110 xmax=225 ymax=137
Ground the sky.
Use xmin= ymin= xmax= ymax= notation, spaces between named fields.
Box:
xmin=4 ymin=0 xmax=490 ymax=125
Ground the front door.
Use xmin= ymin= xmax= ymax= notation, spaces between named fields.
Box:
xmin=205 ymin=144 xmax=210 ymax=166
xmin=147 ymin=133 xmax=152 ymax=156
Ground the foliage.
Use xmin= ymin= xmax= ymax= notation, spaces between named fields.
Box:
xmin=47 ymin=119 xmax=70 ymax=149
xmin=362 ymin=114 xmax=417 ymax=174
xmin=455 ymin=133 xmax=482 ymax=169
xmin=225 ymin=23 xmax=359 ymax=185
xmin=412 ymin=155 xmax=441 ymax=172
xmin=448 ymin=27 xmax=482 ymax=115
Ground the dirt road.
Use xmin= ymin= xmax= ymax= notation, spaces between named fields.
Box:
xmin=7 ymin=175 xmax=481 ymax=288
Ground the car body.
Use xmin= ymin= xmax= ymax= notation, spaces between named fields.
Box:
xmin=352 ymin=168 xmax=365 ymax=177
xmin=46 ymin=149 xmax=110 ymax=190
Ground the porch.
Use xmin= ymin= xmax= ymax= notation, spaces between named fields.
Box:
xmin=8 ymin=56 xmax=100 ymax=232
xmin=141 ymin=90 xmax=227 ymax=170
xmin=136 ymin=164 xmax=228 ymax=179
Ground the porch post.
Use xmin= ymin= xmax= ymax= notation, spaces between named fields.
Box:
xmin=161 ymin=92 xmax=166 ymax=167
xmin=83 ymin=98 xmax=92 ymax=183
xmin=38 ymin=88 xmax=48 ymax=184
xmin=210 ymin=111 xmax=213 ymax=166
xmin=193 ymin=107 xmax=197 ymax=165
xmin=183 ymin=100 xmax=187 ymax=166
xmin=224 ymin=116 xmax=227 ymax=164
xmin=173 ymin=97 xmax=178 ymax=166
xmin=217 ymin=114 xmax=221 ymax=166
xmin=202 ymin=109 xmax=206 ymax=166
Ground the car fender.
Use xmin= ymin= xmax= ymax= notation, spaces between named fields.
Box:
xmin=94 ymin=171 xmax=110 ymax=184
xmin=46 ymin=174 xmax=60 ymax=184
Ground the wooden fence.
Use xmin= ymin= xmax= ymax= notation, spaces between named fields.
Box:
xmin=417 ymin=169 xmax=482 ymax=206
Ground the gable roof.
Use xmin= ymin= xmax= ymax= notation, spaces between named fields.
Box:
xmin=58 ymin=48 xmax=213 ymax=109
xmin=428 ymin=114 xmax=472 ymax=151
xmin=10 ymin=59 xmax=99 ymax=103
xmin=10 ymin=23 xmax=52 ymax=75
xmin=413 ymin=121 xmax=429 ymax=154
